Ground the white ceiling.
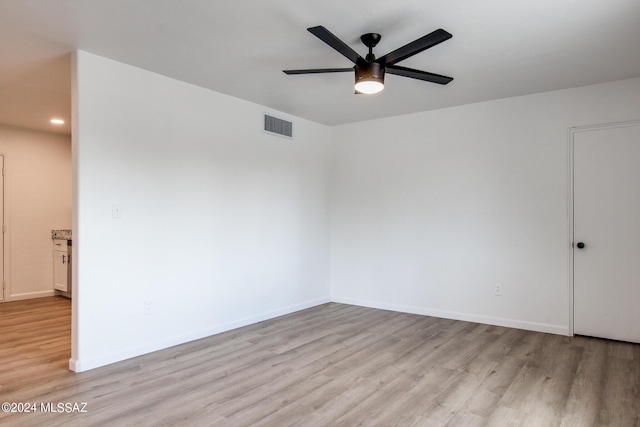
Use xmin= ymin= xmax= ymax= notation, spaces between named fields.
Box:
xmin=1 ymin=0 xmax=639 ymax=135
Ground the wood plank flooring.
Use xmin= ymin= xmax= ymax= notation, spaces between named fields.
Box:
xmin=1 ymin=297 xmax=639 ymax=426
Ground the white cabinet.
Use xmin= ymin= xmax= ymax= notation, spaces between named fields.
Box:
xmin=53 ymin=239 xmax=71 ymax=293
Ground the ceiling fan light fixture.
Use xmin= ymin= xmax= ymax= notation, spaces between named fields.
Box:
xmin=355 ymin=62 xmax=385 ymax=94
xmin=355 ymin=80 xmax=384 ymax=94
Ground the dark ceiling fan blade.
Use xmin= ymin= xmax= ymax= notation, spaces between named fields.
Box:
xmin=307 ymin=26 xmax=363 ymax=64
xmin=377 ymin=29 xmax=452 ymax=66
xmin=387 ymin=65 xmax=453 ymax=85
xmin=283 ymin=68 xmax=353 ymax=75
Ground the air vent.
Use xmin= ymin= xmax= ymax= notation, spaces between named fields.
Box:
xmin=264 ymin=114 xmax=293 ymax=138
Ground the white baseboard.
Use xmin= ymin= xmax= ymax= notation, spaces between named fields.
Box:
xmin=331 ymin=296 xmax=569 ymax=336
xmin=68 ymin=358 xmax=79 ymax=372
xmin=70 ymin=296 xmax=330 ymax=372
xmin=8 ymin=290 xmax=56 ymax=301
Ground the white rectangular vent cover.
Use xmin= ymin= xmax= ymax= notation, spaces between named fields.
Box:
xmin=264 ymin=114 xmax=293 ymax=138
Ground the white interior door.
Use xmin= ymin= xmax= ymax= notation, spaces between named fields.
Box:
xmin=573 ymin=122 xmax=640 ymax=343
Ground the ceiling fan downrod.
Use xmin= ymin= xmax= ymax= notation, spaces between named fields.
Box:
xmin=360 ymin=33 xmax=381 ymax=62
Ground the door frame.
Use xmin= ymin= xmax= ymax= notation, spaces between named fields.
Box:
xmin=567 ymin=119 xmax=640 ymax=337
xmin=0 ymin=154 xmax=3 ymax=302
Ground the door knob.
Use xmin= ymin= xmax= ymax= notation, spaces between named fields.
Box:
xmin=576 ymin=242 xmax=585 ymax=249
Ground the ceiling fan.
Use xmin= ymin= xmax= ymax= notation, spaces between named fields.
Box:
xmin=283 ymin=26 xmax=453 ymax=94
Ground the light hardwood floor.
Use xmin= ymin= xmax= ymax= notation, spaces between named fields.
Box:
xmin=1 ymin=297 xmax=639 ymax=426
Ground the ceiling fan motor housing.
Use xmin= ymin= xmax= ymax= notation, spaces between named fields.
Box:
xmin=355 ymin=61 xmax=385 ymax=83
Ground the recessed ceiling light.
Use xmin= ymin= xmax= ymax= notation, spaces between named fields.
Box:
xmin=50 ymin=118 xmax=65 ymax=125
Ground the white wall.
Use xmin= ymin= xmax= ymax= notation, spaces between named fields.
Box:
xmin=72 ymin=48 xmax=639 ymax=371
xmin=0 ymin=125 xmax=72 ymax=300
xmin=330 ymin=77 xmax=640 ymax=335
xmin=72 ymin=51 xmax=332 ymax=371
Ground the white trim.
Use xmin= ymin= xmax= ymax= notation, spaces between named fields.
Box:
xmin=569 ymin=120 xmax=640 ymax=135
xmin=567 ymin=119 xmax=640 ymax=338
xmin=0 ymin=154 xmax=3 ymax=303
xmin=331 ymin=296 xmax=569 ymax=336
xmin=71 ymin=49 xmax=79 ymax=374
xmin=0 ymin=151 xmax=8 ymax=304
xmin=69 ymin=296 xmax=330 ymax=372
xmin=8 ymin=290 xmax=56 ymax=301
xmin=567 ymin=126 xmax=575 ymax=336
xmin=68 ymin=357 xmax=79 ymax=372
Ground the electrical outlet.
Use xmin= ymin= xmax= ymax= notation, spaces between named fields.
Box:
xmin=494 ymin=283 xmax=503 ymax=296
xmin=112 ymin=203 xmax=122 ymax=219
xmin=143 ymin=300 xmax=153 ymax=315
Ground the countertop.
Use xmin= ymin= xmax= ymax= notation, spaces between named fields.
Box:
xmin=51 ymin=229 xmax=72 ymax=240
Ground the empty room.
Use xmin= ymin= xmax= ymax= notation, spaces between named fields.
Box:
xmin=1 ymin=0 xmax=639 ymax=425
